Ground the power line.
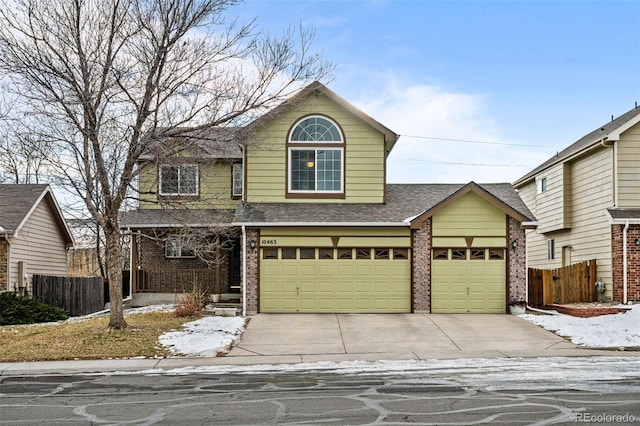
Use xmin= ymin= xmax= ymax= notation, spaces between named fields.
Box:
xmin=400 ymin=134 xmax=549 ymax=148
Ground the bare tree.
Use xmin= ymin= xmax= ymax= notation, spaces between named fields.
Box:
xmin=0 ymin=0 xmax=332 ymax=329
xmin=0 ymin=125 xmax=49 ymax=184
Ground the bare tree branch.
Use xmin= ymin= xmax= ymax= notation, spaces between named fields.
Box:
xmin=0 ymin=0 xmax=332 ymax=328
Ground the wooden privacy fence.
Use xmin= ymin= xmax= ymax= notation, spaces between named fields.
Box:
xmin=528 ymin=259 xmax=597 ymax=308
xmin=32 ymin=275 xmax=104 ymax=316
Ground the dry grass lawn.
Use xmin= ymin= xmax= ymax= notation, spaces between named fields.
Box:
xmin=0 ymin=311 xmax=198 ymax=362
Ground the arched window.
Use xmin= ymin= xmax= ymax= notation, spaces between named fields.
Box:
xmin=287 ymin=115 xmax=344 ymax=196
xmin=290 ymin=116 xmax=342 ymax=142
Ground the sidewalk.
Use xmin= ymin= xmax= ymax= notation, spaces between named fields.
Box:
xmin=1 ymin=314 xmax=637 ymax=376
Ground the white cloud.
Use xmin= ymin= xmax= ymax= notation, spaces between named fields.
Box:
xmin=348 ymin=79 xmax=549 ymax=184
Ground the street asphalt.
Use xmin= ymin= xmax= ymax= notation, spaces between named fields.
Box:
xmin=1 ymin=313 xmax=637 ymax=376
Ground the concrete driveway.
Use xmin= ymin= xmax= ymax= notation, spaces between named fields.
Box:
xmin=227 ymin=313 xmax=605 ymax=362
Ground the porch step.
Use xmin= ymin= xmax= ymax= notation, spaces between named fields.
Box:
xmin=203 ymin=303 xmax=242 ymax=317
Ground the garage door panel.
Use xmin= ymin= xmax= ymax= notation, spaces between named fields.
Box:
xmin=260 ymin=246 xmax=410 ymax=313
xmin=432 ymin=254 xmax=506 ymax=313
xmin=318 ymin=281 xmax=335 ymax=293
xmin=281 ymin=265 xmax=298 ymax=276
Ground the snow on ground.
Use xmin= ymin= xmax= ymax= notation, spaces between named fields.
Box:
xmin=152 ymin=304 xmax=640 ymax=357
xmin=520 ymin=304 xmax=640 ymax=348
xmin=158 ymin=315 xmax=246 ymax=357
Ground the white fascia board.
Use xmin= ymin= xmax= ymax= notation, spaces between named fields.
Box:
xmin=232 ymin=221 xmax=409 ymax=227
xmin=610 ymin=218 xmax=640 ymax=225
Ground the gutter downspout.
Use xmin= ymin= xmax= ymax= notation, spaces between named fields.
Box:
xmin=613 ymin=140 xmax=619 ymax=207
xmin=623 ymin=221 xmax=629 ymax=304
xmin=2 ymin=235 xmax=10 ymax=292
xmin=241 ymin=225 xmax=247 ymax=317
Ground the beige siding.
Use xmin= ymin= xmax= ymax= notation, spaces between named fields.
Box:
xmin=533 ymin=163 xmax=569 ymax=233
xmin=246 ymin=93 xmax=386 ymax=203
xmin=8 ymin=199 xmax=69 ymax=292
xmin=432 ymin=192 xmax=507 ymax=238
xmin=138 ymin=161 xmax=239 ymax=210
xmin=617 ymin=121 xmax=640 ymax=208
xmin=525 ymin=146 xmax=614 ymax=282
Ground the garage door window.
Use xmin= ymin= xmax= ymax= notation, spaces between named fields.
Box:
xmin=263 ymin=248 xmax=278 ymax=259
xmin=282 ymin=248 xmax=296 ymax=259
xmin=470 ymin=249 xmax=485 ymax=260
xmin=393 ymin=248 xmax=408 ymax=259
xmin=338 ymin=248 xmax=353 ymax=259
xmin=452 ymin=249 xmax=467 ymax=260
xmin=433 ymin=248 xmax=448 ymax=260
xmin=319 ymin=248 xmax=334 ymax=259
xmin=374 ymin=249 xmax=389 ymax=259
xmin=356 ymin=248 xmax=371 ymax=259
xmin=489 ymin=248 xmax=505 ymax=260
xmin=300 ymin=248 xmax=315 ymax=259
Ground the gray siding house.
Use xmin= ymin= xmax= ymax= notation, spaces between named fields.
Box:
xmin=514 ymin=105 xmax=640 ymax=304
xmin=0 ymin=184 xmax=74 ymax=294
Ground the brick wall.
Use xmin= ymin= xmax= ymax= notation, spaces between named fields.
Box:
xmin=508 ymin=217 xmax=527 ymax=304
xmin=611 ymin=224 xmax=640 ymax=303
xmin=411 ymin=218 xmax=431 ymax=313
xmin=138 ymin=232 xmax=231 ymax=293
xmin=244 ymin=228 xmax=259 ymax=315
xmin=0 ymin=240 xmax=7 ymax=290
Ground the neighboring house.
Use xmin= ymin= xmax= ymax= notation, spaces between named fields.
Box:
xmin=0 ymin=184 xmax=75 ymax=294
xmin=121 ymin=82 xmax=535 ymax=314
xmin=513 ymin=105 xmax=640 ymax=304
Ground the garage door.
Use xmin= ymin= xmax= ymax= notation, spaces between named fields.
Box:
xmin=431 ymin=248 xmax=506 ymax=313
xmin=260 ymin=247 xmax=410 ymax=313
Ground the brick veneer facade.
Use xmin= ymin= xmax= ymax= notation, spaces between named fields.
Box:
xmin=411 ymin=218 xmax=431 ymax=313
xmin=409 ymin=215 xmax=527 ymax=313
xmin=0 ymin=240 xmax=7 ymax=291
xmin=136 ymin=232 xmax=232 ymax=294
xmin=612 ymin=224 xmax=640 ymax=303
xmin=244 ymin=227 xmax=259 ymax=315
xmin=508 ymin=216 xmax=527 ymax=304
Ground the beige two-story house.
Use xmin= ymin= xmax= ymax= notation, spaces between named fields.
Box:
xmin=514 ymin=105 xmax=640 ymax=304
xmin=121 ymin=82 xmax=535 ymax=314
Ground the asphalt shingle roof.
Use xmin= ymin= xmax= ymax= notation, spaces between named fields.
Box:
xmin=121 ymin=183 xmax=535 ymax=228
xmin=0 ymin=184 xmax=51 ymax=232
xmin=234 ymin=183 xmax=535 ymax=225
xmin=607 ymin=208 xmax=640 ymax=220
xmin=514 ymin=106 xmax=640 ymax=186
xmin=120 ymin=208 xmax=236 ymax=228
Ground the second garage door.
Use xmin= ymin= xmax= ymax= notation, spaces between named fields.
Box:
xmin=260 ymin=247 xmax=411 ymax=313
xmin=431 ymin=247 xmax=506 ymax=313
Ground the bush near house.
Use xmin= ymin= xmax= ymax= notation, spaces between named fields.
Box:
xmin=0 ymin=292 xmax=69 ymax=325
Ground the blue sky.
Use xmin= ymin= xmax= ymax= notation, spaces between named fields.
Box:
xmin=232 ymin=0 xmax=640 ymax=184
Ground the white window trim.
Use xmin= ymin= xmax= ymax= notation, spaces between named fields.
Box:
xmin=536 ymin=176 xmax=547 ymax=194
xmin=547 ymin=239 xmax=555 ymax=260
xmin=287 ymin=147 xmax=344 ymax=193
xmin=232 ymin=163 xmax=243 ymax=197
xmin=289 ymin=115 xmax=344 ymax=144
xmin=159 ymin=164 xmax=199 ymax=196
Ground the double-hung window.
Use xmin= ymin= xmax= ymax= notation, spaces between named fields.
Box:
xmin=159 ymin=164 xmax=198 ymax=196
xmin=288 ymin=116 xmax=344 ymax=196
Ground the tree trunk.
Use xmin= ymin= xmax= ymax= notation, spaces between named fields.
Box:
xmin=105 ymin=225 xmax=126 ymax=329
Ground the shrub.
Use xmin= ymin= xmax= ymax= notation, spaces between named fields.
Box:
xmin=0 ymin=292 xmax=69 ymax=325
xmin=175 ymin=284 xmax=210 ymax=317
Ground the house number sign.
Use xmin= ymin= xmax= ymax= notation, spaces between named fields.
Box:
xmin=261 ymin=239 xmax=278 ymax=246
